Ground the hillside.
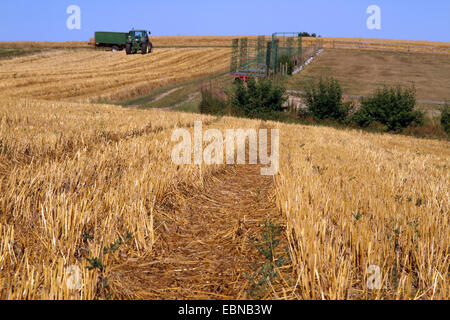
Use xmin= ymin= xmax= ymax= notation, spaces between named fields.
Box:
xmin=286 ymin=48 xmax=450 ymax=102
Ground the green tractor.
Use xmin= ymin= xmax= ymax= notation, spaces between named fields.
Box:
xmin=126 ymin=30 xmax=153 ymax=55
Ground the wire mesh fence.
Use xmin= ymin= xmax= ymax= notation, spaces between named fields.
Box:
xmin=230 ymin=37 xmax=268 ymax=78
xmin=230 ymin=33 xmax=324 ymax=79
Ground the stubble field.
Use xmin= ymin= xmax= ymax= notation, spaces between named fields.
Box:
xmin=0 ymin=39 xmax=448 ymax=300
xmin=0 ymin=48 xmax=231 ymax=102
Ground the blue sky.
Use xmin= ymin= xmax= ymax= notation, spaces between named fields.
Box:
xmin=0 ymin=0 xmax=449 ymax=42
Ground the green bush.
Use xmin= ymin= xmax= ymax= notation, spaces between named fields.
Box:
xmin=441 ymin=104 xmax=450 ymax=134
xmin=231 ymin=78 xmax=287 ymax=118
xmin=303 ymin=77 xmax=350 ymax=121
xmin=352 ymin=86 xmax=423 ymax=131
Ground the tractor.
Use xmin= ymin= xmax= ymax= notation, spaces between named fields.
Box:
xmin=126 ymin=30 xmax=152 ymax=55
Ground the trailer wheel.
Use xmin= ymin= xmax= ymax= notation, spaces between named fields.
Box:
xmin=126 ymin=43 xmax=131 ymax=55
xmin=112 ymin=45 xmax=119 ymax=52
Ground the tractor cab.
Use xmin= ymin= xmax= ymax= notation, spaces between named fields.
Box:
xmin=126 ymin=29 xmax=152 ymax=55
xmin=130 ymin=30 xmax=146 ymax=40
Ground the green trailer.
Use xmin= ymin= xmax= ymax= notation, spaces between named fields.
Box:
xmin=94 ymin=32 xmax=128 ymax=51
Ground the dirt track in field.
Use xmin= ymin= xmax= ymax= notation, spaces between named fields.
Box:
xmin=110 ymin=164 xmax=291 ymax=300
xmin=165 ymin=92 xmax=200 ymax=110
xmin=131 ymin=87 xmax=184 ymax=107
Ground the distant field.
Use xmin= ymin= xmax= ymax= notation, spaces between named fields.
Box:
xmin=306 ymin=37 xmax=450 ymax=48
xmin=322 ymin=37 xmax=450 ymax=46
xmin=287 ymin=49 xmax=450 ymax=102
xmin=142 ymin=36 xmax=450 ymax=50
xmin=2 ymin=36 xmax=449 ymax=50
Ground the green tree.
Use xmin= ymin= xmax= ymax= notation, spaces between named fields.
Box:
xmin=352 ymin=86 xmax=423 ymax=131
xmin=303 ymin=77 xmax=350 ymax=121
xmin=231 ymin=78 xmax=287 ymax=118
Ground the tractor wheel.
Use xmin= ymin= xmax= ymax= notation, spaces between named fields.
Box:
xmin=148 ymin=42 xmax=153 ymax=53
xmin=126 ymin=43 xmax=131 ymax=55
xmin=141 ymin=43 xmax=148 ymax=55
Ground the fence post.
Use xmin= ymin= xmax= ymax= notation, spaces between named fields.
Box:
xmin=333 ymin=40 xmax=335 ymax=49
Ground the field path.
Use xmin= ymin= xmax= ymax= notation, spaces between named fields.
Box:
xmin=111 ymin=164 xmax=289 ymax=300
xmin=287 ymin=90 xmax=449 ymax=106
xmin=130 ymin=87 xmax=184 ymax=107
xmin=161 ymin=92 xmax=201 ymax=111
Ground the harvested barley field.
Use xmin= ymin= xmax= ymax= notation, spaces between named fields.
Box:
xmin=1 ymin=102 xmax=448 ymax=299
xmin=0 ymin=48 xmax=230 ymax=102
xmin=0 ymin=99 xmax=224 ymax=299
xmin=0 ymin=38 xmax=448 ymax=300
xmin=274 ymin=122 xmax=449 ymax=299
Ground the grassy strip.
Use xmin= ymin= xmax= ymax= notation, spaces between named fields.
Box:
xmin=139 ymin=86 xmax=196 ymax=109
xmin=118 ymin=71 xmax=230 ymax=107
xmin=148 ymin=73 xmax=233 ymax=110
xmin=0 ymin=47 xmax=100 ymax=61
xmin=171 ymin=95 xmax=203 ymax=113
xmin=0 ymin=47 xmax=44 ymax=60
